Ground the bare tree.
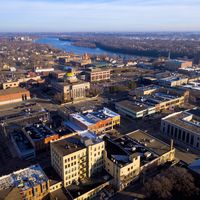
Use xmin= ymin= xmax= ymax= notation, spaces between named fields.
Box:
xmin=144 ymin=167 xmax=199 ymax=200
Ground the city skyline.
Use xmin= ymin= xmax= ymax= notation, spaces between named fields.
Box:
xmin=1 ymin=0 xmax=200 ymax=32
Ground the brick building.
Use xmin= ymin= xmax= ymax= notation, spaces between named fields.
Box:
xmin=85 ymin=68 xmax=111 ymax=82
xmin=0 ymin=87 xmax=30 ymax=105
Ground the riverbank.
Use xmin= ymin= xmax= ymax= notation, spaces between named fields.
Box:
xmin=58 ymin=37 xmax=192 ymax=59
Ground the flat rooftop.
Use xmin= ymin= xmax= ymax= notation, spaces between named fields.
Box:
xmin=51 ymin=133 xmax=103 ymax=157
xmin=160 ymin=76 xmax=188 ymax=83
xmin=55 ymin=79 xmax=89 ymax=86
xmin=183 ymin=81 xmax=200 ymax=91
xmin=87 ymin=68 xmax=110 ymax=72
xmin=127 ymin=130 xmax=171 ymax=156
xmin=117 ymin=90 xmax=181 ymax=112
xmin=12 ymin=131 xmax=34 ymax=155
xmin=24 ymin=123 xmax=57 ymax=141
xmin=162 ymin=108 xmax=200 ymax=134
xmin=0 ymin=103 xmax=49 ymax=124
xmin=0 ymin=164 xmax=48 ymax=191
xmin=105 ymin=130 xmax=171 ymax=167
xmin=135 ymin=84 xmax=160 ymax=92
xmin=0 ymin=87 xmax=28 ymax=96
xmin=145 ymin=92 xmax=179 ymax=105
xmin=67 ymin=170 xmax=112 ymax=199
xmin=70 ymin=108 xmax=119 ymax=127
xmin=50 ymin=188 xmax=71 ymax=200
xmin=116 ymin=100 xmax=149 ymax=112
xmin=166 ymin=60 xmax=192 ymax=64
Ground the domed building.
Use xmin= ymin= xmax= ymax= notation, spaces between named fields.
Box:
xmin=64 ymin=68 xmax=78 ymax=83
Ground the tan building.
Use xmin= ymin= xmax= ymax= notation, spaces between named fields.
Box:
xmin=53 ymin=80 xmax=90 ymax=103
xmin=81 ymin=53 xmax=92 ymax=66
xmin=115 ymin=100 xmax=156 ymax=119
xmin=165 ymin=60 xmax=193 ymax=70
xmin=0 ymin=87 xmax=30 ymax=105
xmin=50 ymin=70 xmax=66 ymax=79
xmin=104 ymin=130 xmax=175 ymax=190
xmin=52 ymin=70 xmax=90 ymax=103
xmin=161 ymin=107 xmax=200 ymax=151
xmin=51 ymin=132 xmax=105 ymax=187
xmin=154 ymin=88 xmax=189 ymax=112
xmin=132 ymin=85 xmax=160 ymax=97
xmin=158 ymin=76 xmax=189 ymax=87
xmin=85 ymin=68 xmax=111 ymax=82
xmin=117 ymin=88 xmax=188 ymax=119
xmin=2 ymin=80 xmax=20 ymax=90
xmin=0 ymin=164 xmax=49 ymax=200
xmin=2 ymin=76 xmax=42 ymax=90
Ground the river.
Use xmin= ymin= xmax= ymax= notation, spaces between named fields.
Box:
xmin=36 ymin=37 xmax=134 ymax=58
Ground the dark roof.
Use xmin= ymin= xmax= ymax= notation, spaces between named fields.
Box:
xmin=0 ymin=187 xmax=21 ymax=200
xmin=43 ymin=167 xmax=62 ymax=186
xmin=51 ymin=135 xmax=85 ymax=156
xmin=50 ymin=188 xmax=72 ymax=200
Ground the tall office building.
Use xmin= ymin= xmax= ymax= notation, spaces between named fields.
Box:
xmin=51 ymin=132 xmax=105 ymax=187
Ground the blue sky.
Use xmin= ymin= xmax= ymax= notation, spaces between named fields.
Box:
xmin=0 ymin=0 xmax=200 ymax=32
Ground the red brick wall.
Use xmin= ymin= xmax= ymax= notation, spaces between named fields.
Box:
xmin=0 ymin=91 xmax=30 ymax=103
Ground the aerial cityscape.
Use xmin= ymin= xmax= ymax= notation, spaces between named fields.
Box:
xmin=0 ymin=0 xmax=200 ymax=200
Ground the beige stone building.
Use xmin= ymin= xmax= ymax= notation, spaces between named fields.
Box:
xmin=51 ymin=132 xmax=105 ymax=187
xmin=104 ymin=130 xmax=175 ymax=190
xmin=165 ymin=60 xmax=193 ymax=70
xmin=132 ymin=85 xmax=160 ymax=97
xmin=161 ymin=107 xmax=200 ymax=151
xmin=85 ymin=68 xmax=111 ymax=82
xmin=2 ymin=76 xmax=42 ymax=90
xmin=53 ymin=80 xmax=90 ymax=103
xmin=158 ymin=76 xmax=189 ymax=87
xmin=52 ymin=70 xmax=90 ymax=103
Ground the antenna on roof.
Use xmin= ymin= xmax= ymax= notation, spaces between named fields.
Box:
xmin=168 ymin=51 xmax=171 ymax=60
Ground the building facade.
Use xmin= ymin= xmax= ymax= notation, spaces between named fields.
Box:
xmin=116 ymin=88 xmax=188 ymax=119
xmin=165 ymin=60 xmax=193 ymax=70
xmin=69 ymin=108 xmax=120 ymax=134
xmin=161 ymin=107 xmax=200 ymax=151
xmin=0 ymin=87 xmax=30 ymax=105
xmin=85 ymin=68 xmax=111 ymax=82
xmin=0 ymin=165 xmax=49 ymax=200
xmin=52 ymin=80 xmax=90 ymax=103
xmin=51 ymin=134 xmax=105 ymax=187
xmin=104 ymin=130 xmax=175 ymax=190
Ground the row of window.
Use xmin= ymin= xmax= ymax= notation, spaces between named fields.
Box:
xmin=65 ymin=155 xmax=76 ymax=163
xmin=163 ymin=123 xmax=199 ymax=148
xmin=65 ymin=166 xmax=77 ymax=174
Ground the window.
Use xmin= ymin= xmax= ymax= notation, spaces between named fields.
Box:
xmin=167 ymin=125 xmax=170 ymax=134
xmin=181 ymin=130 xmax=184 ymax=142
xmin=178 ymin=128 xmax=181 ymax=140
xmin=186 ymin=133 xmax=190 ymax=144
xmin=190 ymin=135 xmax=194 ymax=146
